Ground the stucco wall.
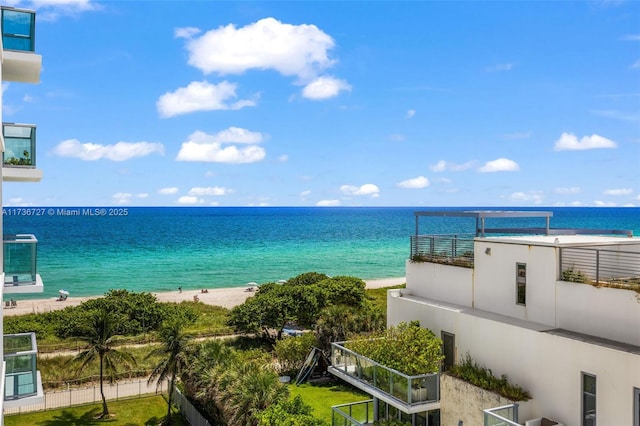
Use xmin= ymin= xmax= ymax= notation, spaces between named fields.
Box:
xmin=388 ymin=293 xmax=640 ymax=425
xmin=474 ymin=241 xmax=558 ymax=326
xmin=556 ymin=281 xmax=640 ymax=346
xmin=406 ymin=260 xmax=474 ymax=307
xmin=440 ymin=374 xmax=530 ymax=426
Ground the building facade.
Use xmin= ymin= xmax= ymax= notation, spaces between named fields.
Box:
xmin=0 ymin=5 xmax=45 ymax=423
xmin=331 ymin=211 xmax=640 ymax=425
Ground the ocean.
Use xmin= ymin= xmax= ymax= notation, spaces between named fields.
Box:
xmin=3 ymin=206 xmax=639 ymax=300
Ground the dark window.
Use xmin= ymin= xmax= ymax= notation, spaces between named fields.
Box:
xmin=516 ymin=263 xmax=526 ymax=305
xmin=582 ymin=373 xmax=596 ymax=426
xmin=441 ymin=332 xmax=455 ymax=372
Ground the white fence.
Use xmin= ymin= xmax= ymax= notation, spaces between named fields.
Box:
xmin=172 ymin=387 xmax=211 ymax=426
xmin=4 ymin=378 xmax=165 ymax=415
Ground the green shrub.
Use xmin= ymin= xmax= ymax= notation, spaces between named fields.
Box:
xmin=449 ymin=354 xmax=531 ymax=401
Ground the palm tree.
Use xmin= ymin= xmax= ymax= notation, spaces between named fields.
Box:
xmin=70 ymin=309 xmax=136 ymax=419
xmin=217 ymin=360 xmax=289 ymax=426
xmin=147 ymin=319 xmax=191 ymax=425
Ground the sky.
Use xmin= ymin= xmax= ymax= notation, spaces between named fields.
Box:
xmin=2 ymin=0 xmax=639 ymax=207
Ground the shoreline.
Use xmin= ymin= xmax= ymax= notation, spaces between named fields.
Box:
xmin=3 ymin=277 xmax=406 ymax=317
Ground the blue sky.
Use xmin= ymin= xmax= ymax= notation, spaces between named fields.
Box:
xmin=3 ymin=0 xmax=639 ymax=207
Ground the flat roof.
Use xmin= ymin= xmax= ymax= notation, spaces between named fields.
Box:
xmin=414 ymin=210 xmax=553 ymax=219
xmin=414 ymin=210 xmax=633 ymax=238
xmin=486 ymin=234 xmax=639 ymax=246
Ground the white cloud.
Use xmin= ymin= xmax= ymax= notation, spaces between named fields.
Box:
xmin=177 ymin=196 xmax=204 ymax=205
xmin=632 ymin=59 xmax=640 ymax=69
xmin=278 ymin=155 xmax=289 ymax=162
xmin=510 ymin=191 xmax=544 ymax=204
xmin=300 ymin=190 xmax=311 ymax=197
xmin=188 ymin=186 xmax=230 ymax=196
xmin=478 ymin=158 xmax=520 ymax=173
xmin=157 ymin=81 xmax=257 ymax=118
xmin=486 ymin=63 xmax=514 ymax=72
xmin=158 ymin=187 xmax=179 ymax=195
xmin=620 ymin=34 xmax=640 ymax=41
xmin=302 ymin=76 xmax=351 ymax=100
xmin=317 ymin=199 xmax=340 ymax=206
xmin=27 ymin=0 xmax=100 ymax=20
xmin=52 ymin=139 xmax=164 ymax=161
xmin=407 ymin=109 xmax=416 ymax=119
xmin=430 ymin=160 xmax=475 ymax=172
xmin=176 ymin=128 xmax=266 ymax=163
xmin=555 ymin=187 xmax=582 ymax=194
xmin=175 ymin=27 xmax=201 ymax=39
xmin=591 ymin=109 xmax=640 ymax=122
xmin=113 ymin=193 xmax=133 ymax=204
xmin=594 ymin=200 xmax=617 ymax=207
xmin=184 ymin=17 xmax=336 ymax=82
xmin=553 ymin=133 xmax=617 ymax=151
xmin=389 ymin=134 xmax=405 ymax=142
xmin=340 ymin=184 xmax=380 ymax=197
xmin=397 ymin=176 xmax=430 ymax=189
xmin=603 ymin=188 xmax=632 ymax=196
xmin=137 ymin=193 xmax=149 ymax=199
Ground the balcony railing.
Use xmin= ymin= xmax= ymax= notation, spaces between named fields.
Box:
xmin=4 ymin=234 xmax=38 ymax=287
xmin=410 ymin=234 xmax=475 ymax=268
xmin=3 ymin=123 xmax=36 ymax=168
xmin=1 ymin=7 xmax=35 ymax=52
xmin=4 ymin=333 xmax=39 ymax=400
xmin=332 ymin=400 xmax=375 ymax=426
xmin=560 ymin=247 xmax=640 ymax=292
xmin=483 ymin=404 xmax=520 ymax=426
xmin=330 ymin=342 xmax=439 ymax=407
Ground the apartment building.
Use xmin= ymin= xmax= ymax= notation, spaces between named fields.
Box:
xmin=0 ymin=5 xmax=45 ymax=423
xmin=330 ymin=210 xmax=640 ymax=426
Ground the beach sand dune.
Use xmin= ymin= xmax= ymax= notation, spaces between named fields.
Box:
xmin=3 ymin=277 xmax=405 ymax=317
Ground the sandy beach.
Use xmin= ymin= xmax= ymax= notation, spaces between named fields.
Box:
xmin=3 ymin=277 xmax=406 ymax=317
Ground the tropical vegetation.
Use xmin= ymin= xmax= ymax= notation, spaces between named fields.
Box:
xmin=449 ymin=353 xmax=531 ymax=401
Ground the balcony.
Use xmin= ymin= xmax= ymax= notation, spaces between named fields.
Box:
xmin=410 ymin=234 xmax=475 ymax=268
xmin=560 ymin=246 xmax=640 ymax=292
xmin=1 ymin=6 xmax=41 ymax=83
xmin=4 ymin=234 xmax=43 ymax=293
xmin=3 ymin=333 xmax=44 ymax=408
xmin=3 ymin=123 xmax=42 ymax=182
xmin=331 ymin=400 xmax=375 ymax=426
xmin=328 ymin=342 xmax=440 ymax=415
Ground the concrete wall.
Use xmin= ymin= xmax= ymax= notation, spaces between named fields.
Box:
xmin=474 ymin=241 xmax=557 ymax=326
xmin=406 ymin=260 xmax=473 ymax=307
xmin=556 ymin=281 xmax=640 ymax=346
xmin=440 ymin=374 xmax=532 ymax=426
xmin=388 ymin=294 xmax=640 ymax=425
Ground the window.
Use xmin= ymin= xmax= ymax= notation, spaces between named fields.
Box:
xmin=441 ymin=332 xmax=455 ymax=372
xmin=634 ymin=387 xmax=639 ymax=426
xmin=516 ymin=263 xmax=526 ymax=305
xmin=582 ymin=373 xmax=596 ymax=426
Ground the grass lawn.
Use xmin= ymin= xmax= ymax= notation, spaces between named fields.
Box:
xmin=3 ymin=396 xmax=188 ymax=426
xmin=289 ymin=381 xmax=369 ymax=424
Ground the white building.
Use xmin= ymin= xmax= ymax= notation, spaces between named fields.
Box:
xmin=0 ymin=5 xmax=45 ymax=423
xmin=330 ymin=211 xmax=640 ymax=426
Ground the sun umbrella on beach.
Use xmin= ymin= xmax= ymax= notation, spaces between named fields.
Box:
xmin=59 ymin=289 xmax=69 ymax=296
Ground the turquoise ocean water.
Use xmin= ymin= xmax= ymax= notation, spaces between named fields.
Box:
xmin=3 ymin=207 xmax=639 ymax=300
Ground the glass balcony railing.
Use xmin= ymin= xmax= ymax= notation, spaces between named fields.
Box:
xmin=1 ymin=7 xmax=35 ymax=52
xmin=4 ymin=234 xmax=38 ymax=287
xmin=4 ymin=333 xmax=38 ymax=400
xmin=3 ymin=123 xmax=36 ymax=168
xmin=331 ymin=400 xmax=375 ymax=426
xmin=483 ymin=404 xmax=520 ymax=426
xmin=330 ymin=342 xmax=440 ymax=407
